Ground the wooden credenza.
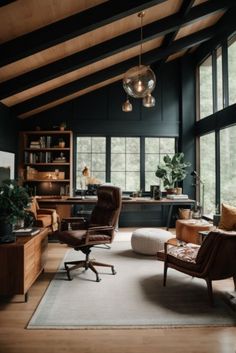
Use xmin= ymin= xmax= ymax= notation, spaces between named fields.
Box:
xmin=0 ymin=228 xmax=48 ymax=301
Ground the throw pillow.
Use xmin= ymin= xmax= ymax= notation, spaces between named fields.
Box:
xmin=218 ymin=203 xmax=236 ymax=231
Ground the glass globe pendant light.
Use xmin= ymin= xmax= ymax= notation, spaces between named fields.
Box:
xmin=123 ymin=12 xmax=156 ymax=99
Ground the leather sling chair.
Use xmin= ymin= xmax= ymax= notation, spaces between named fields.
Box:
xmin=27 ymin=196 xmax=60 ymax=233
xmin=57 ymin=185 xmax=122 ymax=282
xmin=157 ymin=230 xmax=236 ymax=305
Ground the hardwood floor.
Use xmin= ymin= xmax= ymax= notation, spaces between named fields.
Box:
xmin=0 ymin=228 xmax=235 ymax=353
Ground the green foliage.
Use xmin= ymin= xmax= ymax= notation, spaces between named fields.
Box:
xmin=0 ymin=180 xmax=30 ymax=224
xmin=155 ymin=152 xmax=191 ymax=189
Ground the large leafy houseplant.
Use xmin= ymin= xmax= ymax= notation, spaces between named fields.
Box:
xmin=0 ymin=180 xmax=30 ymax=225
xmin=155 ymin=152 xmax=191 ymax=190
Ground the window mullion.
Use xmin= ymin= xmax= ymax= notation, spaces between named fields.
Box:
xmin=212 ymin=50 xmax=217 ymax=113
xmin=222 ymin=40 xmax=229 ymax=108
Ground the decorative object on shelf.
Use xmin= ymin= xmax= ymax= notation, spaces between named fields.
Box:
xmin=59 ymin=122 xmax=67 ymax=131
xmin=58 ymin=138 xmax=65 ymax=148
xmin=53 ymin=152 xmax=66 ymax=163
xmin=0 ymin=180 xmax=30 ymax=243
xmin=122 ymin=11 xmax=156 ymax=110
xmin=155 ymin=152 xmax=191 ymax=194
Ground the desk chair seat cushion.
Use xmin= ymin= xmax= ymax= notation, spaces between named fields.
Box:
xmin=58 ymin=229 xmax=111 ymax=248
xmin=167 ymin=243 xmax=200 ymax=264
xmin=36 ymin=214 xmax=53 ymax=228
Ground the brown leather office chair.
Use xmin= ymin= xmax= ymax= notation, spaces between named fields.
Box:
xmin=57 ymin=185 xmax=122 ymax=282
xmin=157 ymin=230 xmax=236 ymax=305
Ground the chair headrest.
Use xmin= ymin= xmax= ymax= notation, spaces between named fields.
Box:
xmin=97 ymin=186 xmax=121 ymax=210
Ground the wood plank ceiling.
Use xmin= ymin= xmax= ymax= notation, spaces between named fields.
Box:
xmin=0 ymin=0 xmax=235 ymax=119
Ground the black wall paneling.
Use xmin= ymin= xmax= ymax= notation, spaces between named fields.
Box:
xmin=0 ymin=103 xmax=19 ymax=178
xmin=179 ymin=56 xmax=196 ymax=199
xmin=21 ymin=61 xmax=180 ymax=138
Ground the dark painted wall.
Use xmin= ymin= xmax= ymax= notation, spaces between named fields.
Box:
xmin=20 ymin=61 xmax=180 ymax=138
xmin=13 ymin=59 xmax=198 ymax=226
xmin=179 ymin=56 xmax=196 ymax=200
xmin=0 ymin=103 xmax=19 ymax=177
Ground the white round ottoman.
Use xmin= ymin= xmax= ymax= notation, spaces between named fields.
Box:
xmin=131 ymin=228 xmax=172 ymax=255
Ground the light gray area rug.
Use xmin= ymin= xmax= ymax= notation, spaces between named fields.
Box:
xmin=28 ymin=241 xmax=236 ymax=329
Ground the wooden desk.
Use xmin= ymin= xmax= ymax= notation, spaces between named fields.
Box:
xmin=38 ymin=197 xmax=195 ymax=229
xmin=0 ymin=228 xmax=48 ymax=302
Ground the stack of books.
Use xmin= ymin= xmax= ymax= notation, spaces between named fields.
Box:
xmin=13 ymin=228 xmax=40 ymax=236
xmin=166 ymin=194 xmax=188 ymax=200
xmin=29 ymin=141 xmax=41 ymax=149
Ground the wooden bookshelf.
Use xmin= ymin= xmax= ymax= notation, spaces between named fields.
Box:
xmin=19 ymin=130 xmax=73 ymax=196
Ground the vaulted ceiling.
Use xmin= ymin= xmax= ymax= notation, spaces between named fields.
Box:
xmin=0 ymin=0 xmax=235 ymax=119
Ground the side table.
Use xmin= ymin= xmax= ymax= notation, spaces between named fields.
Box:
xmin=176 ymin=219 xmax=213 ymax=245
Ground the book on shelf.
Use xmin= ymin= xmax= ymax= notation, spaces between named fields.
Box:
xmin=166 ymin=194 xmax=189 ymax=200
xmin=30 ymin=141 xmax=41 ymax=149
xmin=13 ymin=227 xmax=41 ymax=236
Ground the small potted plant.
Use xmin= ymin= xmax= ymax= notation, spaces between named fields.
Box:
xmin=155 ymin=152 xmax=191 ymax=194
xmin=58 ymin=138 xmax=65 ymax=148
xmin=59 ymin=122 xmax=66 ymax=131
xmin=0 ymin=180 xmax=31 ymax=243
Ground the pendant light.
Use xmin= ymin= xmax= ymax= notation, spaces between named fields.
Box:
xmin=143 ymin=92 xmax=155 ymax=107
xmin=123 ymin=12 xmax=156 ymax=100
xmin=122 ymin=96 xmax=133 ymax=112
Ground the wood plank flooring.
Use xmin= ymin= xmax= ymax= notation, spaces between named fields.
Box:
xmin=0 ymin=228 xmax=235 ymax=353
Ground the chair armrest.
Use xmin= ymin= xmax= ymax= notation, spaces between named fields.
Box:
xmin=85 ymin=225 xmax=114 ymax=244
xmin=62 ymin=217 xmax=87 ymax=223
xmin=87 ymin=225 xmax=114 ymax=232
xmin=37 ymin=208 xmax=55 ymax=215
xmin=164 ymin=238 xmax=185 ymax=260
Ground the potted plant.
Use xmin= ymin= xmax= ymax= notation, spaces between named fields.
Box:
xmin=155 ymin=152 xmax=191 ymax=194
xmin=0 ymin=180 xmax=31 ymax=243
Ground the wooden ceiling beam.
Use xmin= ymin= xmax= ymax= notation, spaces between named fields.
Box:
xmin=160 ymin=0 xmax=195 ymax=50
xmin=0 ymin=0 xmax=166 ymax=67
xmin=0 ymin=1 xmax=16 ymax=7
xmin=12 ymin=22 xmax=226 ymax=116
xmin=1 ymin=0 xmax=235 ymax=99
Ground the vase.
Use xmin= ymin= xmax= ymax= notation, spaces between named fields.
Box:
xmin=166 ymin=187 xmax=177 ymax=195
xmin=59 ymin=141 xmax=65 ymax=148
xmin=0 ymin=222 xmax=15 ymax=243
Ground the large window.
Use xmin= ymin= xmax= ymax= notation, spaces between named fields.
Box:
xmin=76 ymin=136 xmax=175 ymax=192
xmin=110 ymin=137 xmax=140 ymax=191
xmin=199 ymin=55 xmax=213 ymax=119
xmin=145 ymin=138 xmax=175 ymax=191
xmin=220 ymin=125 xmax=236 ymax=205
xmin=228 ymin=35 xmax=236 ymax=105
xmin=76 ymin=137 xmax=106 ymax=188
xmin=197 ymin=33 xmax=236 ymax=215
xmin=199 ymin=133 xmax=215 ymax=215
